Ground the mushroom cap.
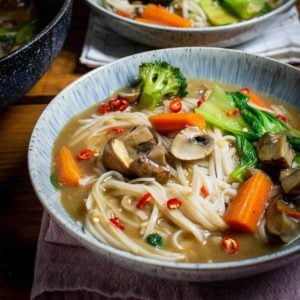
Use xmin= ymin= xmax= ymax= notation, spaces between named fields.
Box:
xmin=118 ymin=88 xmax=141 ymax=104
xmin=130 ymin=154 xmax=170 ymax=184
xmin=170 ymin=126 xmax=215 ymax=161
xmin=102 ymin=138 xmax=133 ymax=176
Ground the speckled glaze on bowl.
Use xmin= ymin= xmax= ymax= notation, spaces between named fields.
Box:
xmin=29 ymin=48 xmax=300 ymax=281
xmin=84 ymin=0 xmax=295 ymax=48
xmin=0 ymin=0 xmax=73 ymax=109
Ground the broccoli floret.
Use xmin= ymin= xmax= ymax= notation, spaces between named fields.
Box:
xmin=138 ymin=61 xmax=188 ymax=110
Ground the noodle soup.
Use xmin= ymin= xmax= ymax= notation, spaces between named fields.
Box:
xmin=0 ymin=0 xmax=41 ymax=58
xmin=51 ymin=63 xmax=300 ymax=263
xmin=101 ymin=0 xmax=279 ymax=28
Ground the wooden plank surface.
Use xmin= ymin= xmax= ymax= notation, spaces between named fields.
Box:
xmin=0 ymin=1 xmax=89 ymax=299
xmin=0 ymin=1 xmax=299 ymax=299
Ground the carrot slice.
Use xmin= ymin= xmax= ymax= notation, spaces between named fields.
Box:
xmin=223 ymin=171 xmax=272 ymax=233
xmin=116 ymin=9 xmax=132 ymax=18
xmin=240 ymin=89 xmax=270 ymax=109
xmin=142 ymin=4 xmax=192 ymax=28
xmin=56 ymin=146 xmax=82 ymax=186
xmin=134 ymin=17 xmax=164 ymax=25
xmin=277 ymin=201 xmax=300 ymax=220
xmin=248 ymin=92 xmax=271 ymax=109
xmin=149 ymin=112 xmax=206 ymax=134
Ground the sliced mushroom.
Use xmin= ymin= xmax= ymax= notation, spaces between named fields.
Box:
xmin=148 ymin=145 xmax=167 ymax=165
xmin=170 ymin=127 xmax=214 ymax=161
xmin=281 ymin=168 xmax=300 ymax=195
xmin=257 ymin=133 xmax=295 ymax=169
xmin=130 ymin=155 xmax=170 ymax=184
xmin=265 ymin=195 xmax=300 ymax=243
xmin=118 ymin=88 xmax=141 ymax=104
xmin=123 ymin=125 xmax=156 ymax=157
xmin=102 ymin=138 xmax=133 ymax=176
xmin=280 ymin=168 xmax=297 ymax=181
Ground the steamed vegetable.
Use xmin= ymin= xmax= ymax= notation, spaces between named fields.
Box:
xmin=230 ymin=135 xmax=257 ymax=182
xmin=200 ymin=0 xmax=239 ymax=25
xmin=228 ymin=91 xmax=288 ymax=136
xmin=224 ymin=171 xmax=272 ymax=233
xmin=228 ymin=91 xmax=300 ymax=150
xmin=0 ymin=28 xmax=15 ymax=43
xmin=196 ymin=86 xmax=300 ymax=150
xmin=149 ymin=112 xmax=206 ymax=134
xmin=141 ymin=4 xmax=192 ymax=28
xmin=138 ymin=61 xmax=188 ymax=109
xmin=56 ymin=146 xmax=82 ymax=186
xmin=195 ymin=85 xmax=257 ymax=140
xmin=222 ymin=0 xmax=271 ymax=19
xmin=15 ymin=20 xmax=39 ymax=44
xmin=288 ymin=136 xmax=300 ymax=152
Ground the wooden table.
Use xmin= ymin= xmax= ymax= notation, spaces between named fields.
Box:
xmin=0 ymin=1 xmax=299 ymax=299
xmin=0 ymin=1 xmax=90 ymax=299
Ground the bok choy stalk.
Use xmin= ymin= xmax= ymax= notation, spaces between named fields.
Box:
xmin=222 ymin=0 xmax=272 ymax=19
xmin=227 ymin=91 xmax=300 ymax=151
xmin=227 ymin=91 xmax=288 ymax=136
xmin=196 ymin=85 xmax=300 ymax=149
xmin=195 ymin=85 xmax=258 ymax=140
xmin=230 ymin=135 xmax=258 ymax=182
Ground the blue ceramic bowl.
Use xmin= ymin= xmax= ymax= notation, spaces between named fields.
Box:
xmin=28 ymin=48 xmax=300 ymax=281
xmin=84 ymin=0 xmax=295 ymax=48
xmin=0 ymin=0 xmax=73 ymax=109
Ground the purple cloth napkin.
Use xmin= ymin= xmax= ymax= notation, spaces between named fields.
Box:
xmin=31 ymin=212 xmax=300 ymax=300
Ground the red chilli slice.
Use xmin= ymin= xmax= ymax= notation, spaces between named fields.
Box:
xmin=226 ymin=108 xmax=239 ymax=117
xmin=240 ymin=87 xmax=250 ymax=95
xmin=169 ymin=98 xmax=182 ymax=113
xmin=276 ymin=114 xmax=288 ymax=123
xmin=221 ymin=236 xmax=239 ymax=254
xmin=197 ymin=96 xmax=206 ymax=107
xmin=136 ymin=192 xmax=152 ymax=209
xmin=100 ymin=103 xmax=108 ymax=114
xmin=109 ymin=217 xmax=125 ymax=231
xmin=106 ymin=127 xmax=125 ymax=134
xmin=167 ymin=198 xmax=182 ymax=209
xmin=119 ymin=99 xmax=129 ymax=111
xmin=78 ymin=148 xmax=94 ymax=160
xmin=200 ymin=185 xmax=209 ymax=197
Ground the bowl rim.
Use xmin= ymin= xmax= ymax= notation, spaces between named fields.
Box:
xmin=84 ymin=0 xmax=295 ymax=32
xmin=28 ymin=47 xmax=300 ymax=273
xmin=0 ymin=0 xmax=73 ymax=64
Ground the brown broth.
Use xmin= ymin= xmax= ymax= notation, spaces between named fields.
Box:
xmin=52 ymin=79 xmax=299 ymax=263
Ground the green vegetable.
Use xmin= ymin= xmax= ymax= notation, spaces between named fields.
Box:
xmin=228 ymin=91 xmax=288 ymax=137
xmin=222 ymin=0 xmax=269 ymax=19
xmin=0 ymin=28 xmax=15 ymax=43
xmin=294 ymin=154 xmax=300 ymax=167
xmin=138 ymin=61 xmax=187 ymax=110
xmin=259 ymin=2 xmax=272 ymax=15
xmin=147 ymin=233 xmax=164 ymax=248
xmin=15 ymin=20 xmax=38 ymax=44
xmin=195 ymin=85 xmax=257 ymax=140
xmin=200 ymin=0 xmax=239 ymax=25
xmin=288 ymin=136 xmax=300 ymax=152
xmin=228 ymin=91 xmax=300 ymax=151
xmin=50 ymin=173 xmax=60 ymax=189
xmin=230 ymin=135 xmax=258 ymax=182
